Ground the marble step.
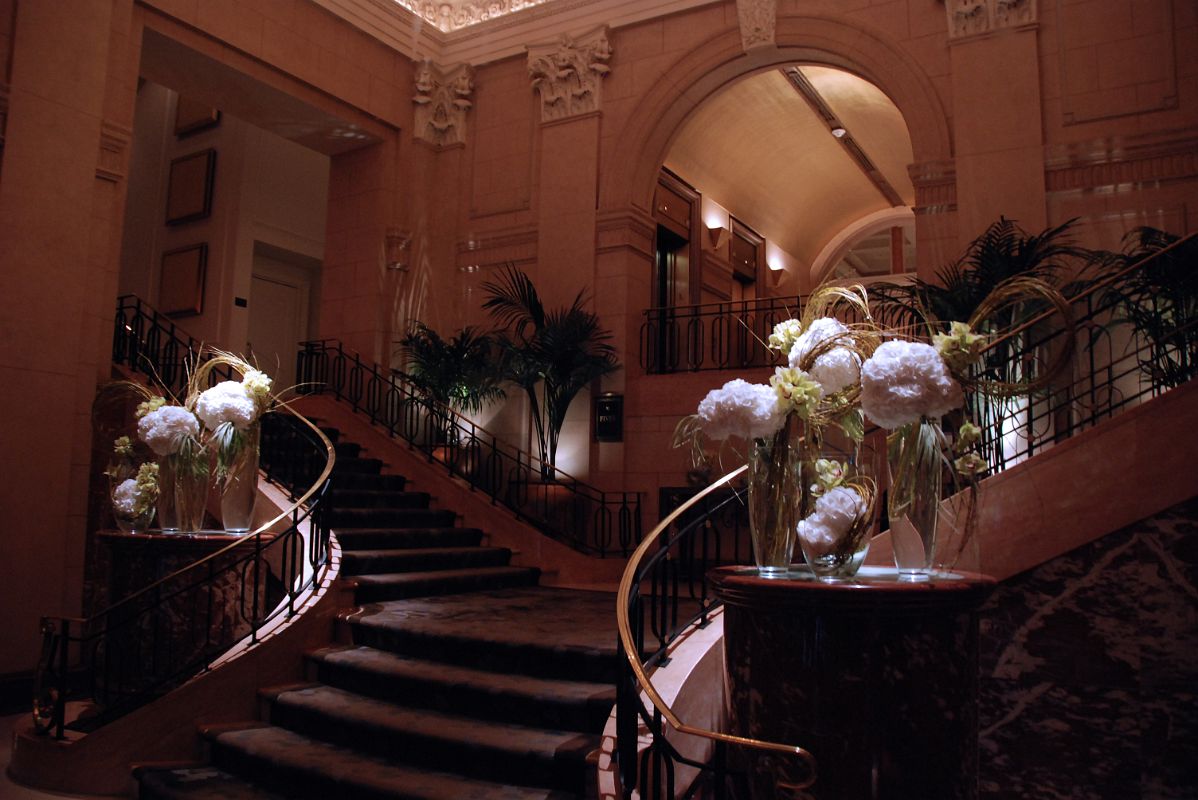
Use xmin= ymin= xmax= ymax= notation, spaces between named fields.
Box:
xmin=307 ymin=645 xmax=616 ymax=732
xmin=261 ymin=684 xmax=596 ymax=794
xmin=351 ymin=566 xmax=540 ymax=603
xmin=334 ymin=527 xmax=484 ymax=551
xmin=341 ymin=546 xmax=512 ymax=576
xmin=202 ymin=724 xmax=576 ymax=800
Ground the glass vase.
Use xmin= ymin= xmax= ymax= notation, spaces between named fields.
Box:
xmin=112 ymin=483 xmax=155 ymax=533
xmin=747 ymin=431 xmax=803 ymax=578
xmin=798 ymin=461 xmax=876 ymax=581
xmin=887 ymin=419 xmax=944 ymax=580
xmin=158 ymin=447 xmax=209 ymax=533
xmin=220 ymin=425 xmax=260 ymax=534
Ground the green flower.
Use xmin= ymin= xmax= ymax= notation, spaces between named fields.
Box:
xmin=956 ymin=421 xmax=982 ymax=453
xmin=767 ymin=319 xmax=802 ymax=354
xmin=135 ymin=396 xmax=166 ymax=419
xmin=242 ymin=369 xmax=273 ymax=409
xmin=113 ymin=436 xmax=133 ymax=457
xmin=810 ymin=458 xmax=846 ymax=497
xmin=954 ymin=452 xmax=987 ymax=476
xmin=770 ymin=367 xmax=821 ymax=419
xmin=133 ymin=462 xmax=160 ymax=514
xmin=934 ymin=322 xmax=986 ymax=374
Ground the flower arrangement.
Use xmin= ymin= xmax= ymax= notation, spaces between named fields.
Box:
xmin=111 ymin=462 xmax=159 ymax=531
xmin=675 ymin=285 xmax=881 ymax=578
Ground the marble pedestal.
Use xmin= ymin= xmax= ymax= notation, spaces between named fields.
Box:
xmin=710 ymin=566 xmax=995 ymax=800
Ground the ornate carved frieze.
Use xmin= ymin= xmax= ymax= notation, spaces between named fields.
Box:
xmin=909 ymin=159 xmax=958 ymax=215
xmin=736 ymin=0 xmax=776 ymax=52
xmin=946 ymin=0 xmax=1037 ymax=41
xmin=527 ymin=26 xmax=611 ymax=123
xmin=96 ymin=120 xmax=132 ymax=183
xmin=394 ymin=0 xmax=555 ymax=33
xmin=413 ymin=59 xmax=475 ymax=147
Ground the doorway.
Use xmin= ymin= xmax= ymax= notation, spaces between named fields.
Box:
xmin=248 ymin=244 xmax=320 ymax=391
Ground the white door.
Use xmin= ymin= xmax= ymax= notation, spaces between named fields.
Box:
xmin=248 ymin=266 xmax=308 ymax=393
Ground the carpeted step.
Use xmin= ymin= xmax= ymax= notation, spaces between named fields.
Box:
xmin=307 ymin=646 xmax=616 ymax=732
xmin=261 ymin=684 xmax=596 ymax=794
xmin=329 ymin=508 xmax=456 ymax=529
xmin=332 ymin=457 xmax=385 ymax=475
xmin=341 ymin=546 xmax=512 ymax=576
xmin=345 ymin=588 xmax=622 ymax=683
xmin=335 ymin=527 xmax=484 ymax=551
xmin=351 ymin=566 xmax=540 ymax=602
xmin=204 ymin=724 xmax=575 ymax=800
xmin=135 ymin=764 xmax=285 ymax=799
xmin=317 ymin=426 xmax=340 ymax=443
xmin=333 ymin=441 xmax=362 ymax=459
xmin=332 ymin=472 xmax=408 ymax=492
xmin=330 ymin=489 xmax=431 ymax=510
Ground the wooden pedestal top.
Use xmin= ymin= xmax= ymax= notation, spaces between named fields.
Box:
xmin=98 ymin=528 xmax=278 ymax=552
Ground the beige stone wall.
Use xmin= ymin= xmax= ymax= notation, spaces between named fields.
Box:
xmin=1 ymin=0 xmax=1197 ymax=671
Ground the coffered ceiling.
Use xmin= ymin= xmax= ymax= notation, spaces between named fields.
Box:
xmin=664 ymin=66 xmax=915 ymax=274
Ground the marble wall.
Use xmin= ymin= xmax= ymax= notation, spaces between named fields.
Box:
xmin=978 ymin=495 xmax=1198 ymax=798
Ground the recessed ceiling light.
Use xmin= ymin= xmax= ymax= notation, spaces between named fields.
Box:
xmin=831 ymin=126 xmax=847 ymax=138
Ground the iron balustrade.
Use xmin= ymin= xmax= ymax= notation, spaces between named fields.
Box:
xmin=31 ymin=298 xmax=336 ymax=739
xmin=615 ymin=234 xmax=1196 ymax=797
xmin=640 ymin=296 xmax=804 ymax=374
xmin=295 ymin=338 xmax=642 ymax=557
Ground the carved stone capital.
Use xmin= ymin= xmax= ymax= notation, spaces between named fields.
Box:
xmin=737 ymin=0 xmax=776 ymax=52
xmin=946 ymin=0 xmax=1037 ymax=41
xmin=526 ymin=25 xmax=611 ymax=123
xmin=413 ymin=59 xmax=475 ymax=147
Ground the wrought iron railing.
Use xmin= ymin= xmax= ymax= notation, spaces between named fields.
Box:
xmin=615 ymin=233 xmax=1196 ymax=797
xmin=296 ymin=338 xmax=641 ymax=557
xmin=640 ymin=296 xmax=804 ymax=374
xmin=31 ymin=297 xmax=335 ymax=739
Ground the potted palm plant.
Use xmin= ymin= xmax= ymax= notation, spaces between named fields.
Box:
xmin=482 ymin=266 xmax=620 ymax=480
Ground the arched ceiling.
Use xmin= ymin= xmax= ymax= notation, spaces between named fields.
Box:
xmin=663 ymin=66 xmax=915 ymax=273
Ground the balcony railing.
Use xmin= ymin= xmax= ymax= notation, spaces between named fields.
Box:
xmin=296 ymin=339 xmax=641 ymax=557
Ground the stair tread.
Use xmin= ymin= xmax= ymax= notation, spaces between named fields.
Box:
xmin=310 ymin=645 xmax=615 ymax=703
xmin=352 ymin=565 xmax=538 ymax=586
xmin=135 ymin=764 xmax=286 ymax=800
xmin=208 ymin=725 xmax=574 ymax=800
xmin=269 ymin=684 xmax=597 ymax=759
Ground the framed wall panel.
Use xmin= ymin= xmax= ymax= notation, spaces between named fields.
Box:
xmin=165 ymin=149 xmax=216 ymax=225
xmin=159 ymin=243 xmax=208 ymax=317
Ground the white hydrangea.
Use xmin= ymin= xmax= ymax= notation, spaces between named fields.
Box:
xmin=697 ymin=379 xmax=786 ymax=441
xmin=112 ymin=478 xmax=139 ymax=516
xmin=797 ymin=486 xmax=866 ymax=557
xmin=788 ymin=317 xmax=861 ymax=395
xmin=137 ymin=405 xmax=200 ymax=456
xmin=860 ymin=340 xmax=964 ymax=429
xmin=195 ymin=380 xmax=258 ymax=431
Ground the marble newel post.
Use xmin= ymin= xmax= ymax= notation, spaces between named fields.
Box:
xmin=710 ymin=567 xmax=996 ymax=799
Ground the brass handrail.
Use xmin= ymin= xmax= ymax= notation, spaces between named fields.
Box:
xmin=615 ymin=463 xmax=818 ymax=791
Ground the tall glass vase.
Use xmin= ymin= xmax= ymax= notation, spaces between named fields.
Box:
xmin=887 ymin=418 xmax=944 ymax=580
xmin=158 ymin=445 xmax=209 ymax=533
xmin=220 ymin=425 xmax=260 ymax=534
xmin=747 ymin=423 xmax=804 ymax=578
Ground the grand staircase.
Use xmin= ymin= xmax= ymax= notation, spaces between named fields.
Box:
xmin=135 ymin=424 xmax=619 ymax=800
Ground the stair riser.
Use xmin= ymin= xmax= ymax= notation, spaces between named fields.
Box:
xmin=330 ymin=510 xmax=456 ymax=528
xmin=265 ymin=700 xmax=590 ymax=794
xmin=335 ymin=529 xmax=484 ymax=551
xmin=310 ymin=659 xmax=613 ymax=732
xmin=208 ymin=739 xmax=412 ymax=800
xmin=332 ymin=459 xmax=384 ymax=475
xmin=353 ymin=570 xmax=538 ymax=603
xmin=341 ymin=549 xmax=511 ymax=576
xmin=332 ymin=474 xmax=408 ymax=492
xmin=344 ymin=625 xmax=619 ymax=684
xmin=330 ymin=491 xmax=431 ymax=510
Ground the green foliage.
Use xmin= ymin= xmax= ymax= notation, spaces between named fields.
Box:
xmin=483 ymin=266 xmax=620 ymax=475
xmin=870 ymin=217 xmax=1095 ymax=333
xmin=1103 ymin=227 xmax=1198 ymax=388
xmin=400 ymin=322 xmax=506 ymax=414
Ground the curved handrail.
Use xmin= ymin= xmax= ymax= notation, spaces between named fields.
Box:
xmin=615 ymin=463 xmax=817 ymax=795
xmin=32 ymin=299 xmax=338 ymax=738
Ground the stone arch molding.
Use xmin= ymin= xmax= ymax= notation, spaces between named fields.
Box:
xmin=602 ymin=14 xmax=953 ymax=215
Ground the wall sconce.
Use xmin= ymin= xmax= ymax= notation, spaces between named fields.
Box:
xmin=385 ymin=228 xmax=411 ymax=272
xmin=706 ymin=225 xmax=729 ymax=250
